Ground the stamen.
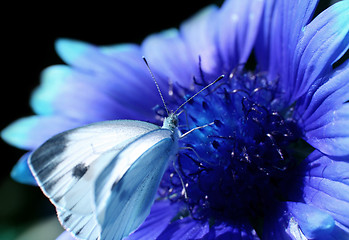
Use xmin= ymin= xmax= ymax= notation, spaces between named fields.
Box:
xmin=156 ymin=68 xmax=303 ymax=222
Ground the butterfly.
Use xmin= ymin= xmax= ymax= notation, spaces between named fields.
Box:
xmin=28 ymin=57 xmax=224 ymax=239
xmin=28 ymin=113 xmax=180 ymax=240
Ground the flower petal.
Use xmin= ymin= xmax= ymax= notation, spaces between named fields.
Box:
xmin=141 ymin=29 xmax=197 ymax=88
xmin=298 ymin=59 xmax=349 ymax=125
xmin=99 ymin=43 xmax=139 ymax=58
xmin=216 ymin=0 xmax=264 ymax=71
xmin=296 ymin=59 xmax=349 ymax=156
xmin=10 ymin=152 xmax=37 ymax=185
xmin=262 ymin=204 xmax=298 ymax=240
xmin=31 ymin=65 xmax=136 ymax=122
xmin=30 ymin=65 xmax=72 ymax=116
xmin=1 ymin=115 xmax=81 ymax=150
xmin=254 ymin=0 xmax=276 ymax=71
xmin=179 ymin=5 xmax=219 ymax=75
xmin=255 ymin=0 xmax=318 ymax=80
xmin=291 ymin=0 xmax=349 ymax=101
xmin=287 ymin=201 xmax=335 ymax=239
xmin=304 ymin=104 xmax=349 ymax=156
xmin=207 ymin=222 xmax=260 ymax=239
xmin=157 ymin=217 xmax=209 ymax=240
xmin=55 ymin=38 xmax=114 ymax=72
xmin=265 ymin=149 xmax=349 ymax=239
xmin=256 ymin=0 xmax=349 ymax=105
xmin=127 ymin=200 xmax=180 ymax=240
xmin=299 ymin=151 xmax=349 ymax=228
xmin=56 ymin=231 xmax=75 ymax=240
xmin=100 ymin=42 xmax=167 ymax=102
xmin=302 ymin=184 xmax=349 ymax=228
xmin=34 ymin=40 xmax=167 ymax=122
xmin=328 ymin=222 xmax=349 ymax=240
xmin=300 ymin=150 xmax=349 ymax=184
xmin=55 ymin=38 xmax=91 ymax=67
xmin=264 ymin=202 xmax=349 ymax=240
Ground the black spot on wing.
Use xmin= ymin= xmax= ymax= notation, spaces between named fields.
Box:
xmin=64 ymin=214 xmax=72 ymax=223
xmin=72 ymin=163 xmax=89 ymax=178
xmin=76 ymin=226 xmax=84 ymax=235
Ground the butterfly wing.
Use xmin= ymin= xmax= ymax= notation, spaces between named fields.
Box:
xmin=28 ymin=120 xmax=159 ymax=239
xmin=94 ymin=128 xmax=178 ymax=240
xmin=56 ymin=208 xmax=100 ymax=240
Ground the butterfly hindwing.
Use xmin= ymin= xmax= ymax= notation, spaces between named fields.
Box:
xmin=95 ymin=129 xmax=178 ymax=240
xmin=28 ymin=120 xmax=159 ymax=239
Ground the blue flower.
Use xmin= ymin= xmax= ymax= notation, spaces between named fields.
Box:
xmin=2 ymin=0 xmax=349 ymax=239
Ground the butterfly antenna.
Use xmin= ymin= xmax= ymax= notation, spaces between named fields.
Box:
xmin=173 ymin=74 xmax=224 ymax=114
xmin=143 ymin=56 xmax=170 ymax=116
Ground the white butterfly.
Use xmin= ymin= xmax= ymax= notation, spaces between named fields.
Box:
xmin=28 ymin=57 xmax=224 ymax=240
xmin=28 ymin=113 xmax=180 ymax=240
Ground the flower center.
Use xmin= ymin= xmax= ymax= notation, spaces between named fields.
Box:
xmin=157 ymin=70 xmax=304 ymax=223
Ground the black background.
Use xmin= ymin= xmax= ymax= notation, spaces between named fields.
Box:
xmin=0 ymin=0 xmax=345 ymax=239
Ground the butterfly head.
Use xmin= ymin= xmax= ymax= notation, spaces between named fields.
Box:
xmin=162 ymin=112 xmax=178 ymax=132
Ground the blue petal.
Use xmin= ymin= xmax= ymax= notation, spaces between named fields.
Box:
xmin=304 ymin=104 xmax=349 ymax=156
xmin=254 ymin=0 xmax=276 ymax=71
xmin=33 ymin=43 xmax=164 ymax=122
xmin=296 ymin=59 xmax=349 ymax=156
xmin=206 ymin=222 xmax=260 ymax=239
xmin=179 ymin=5 xmax=219 ymax=75
xmin=2 ymin=116 xmax=40 ymax=150
xmin=216 ymin=0 xmax=264 ymax=71
xmin=301 ymin=150 xmax=349 ymax=185
xmin=327 ymin=222 xmax=349 ymax=240
xmin=56 ymin=231 xmax=75 ymax=240
xmin=255 ymin=0 xmax=349 ymax=105
xmin=157 ymin=217 xmax=209 ymax=240
xmin=298 ymin=151 xmax=349 ymax=228
xmin=255 ymin=0 xmax=318 ymax=80
xmin=142 ymin=0 xmax=264 ymax=85
xmin=30 ymin=65 xmax=72 ymax=116
xmin=10 ymin=152 xmax=37 ymax=185
xmin=287 ymin=202 xmax=335 ymax=239
xmin=142 ymin=29 xmax=197 ymax=88
xmin=99 ymin=43 xmax=139 ymax=58
xmin=1 ymin=116 xmax=81 ymax=150
xmin=297 ymin=60 xmax=349 ymax=125
xmin=55 ymin=38 xmax=93 ymax=67
xmin=263 ymin=198 xmax=348 ymax=239
xmin=31 ymin=65 xmax=129 ymax=122
xmin=302 ymin=182 xmax=349 ymax=229
xmin=290 ymin=0 xmax=349 ymax=101
xmin=127 ymin=200 xmax=180 ymax=240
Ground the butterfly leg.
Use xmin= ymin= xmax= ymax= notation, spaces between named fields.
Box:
xmin=172 ymin=159 xmax=188 ymax=200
